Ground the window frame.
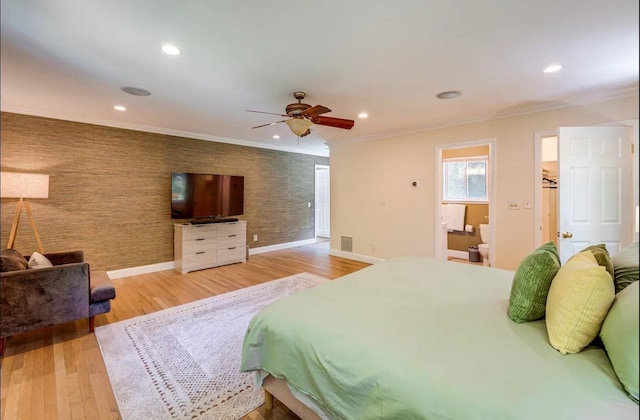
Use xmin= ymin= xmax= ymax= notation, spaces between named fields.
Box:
xmin=442 ymin=155 xmax=489 ymax=203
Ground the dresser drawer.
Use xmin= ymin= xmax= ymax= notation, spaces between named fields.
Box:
xmin=217 ymin=233 xmax=245 ymax=249
xmin=183 ymin=237 xmax=217 ymax=254
xmin=182 ymin=224 xmax=218 ymax=240
xmin=217 ymin=222 xmax=244 ymax=236
xmin=217 ymin=246 xmax=246 ymax=265
xmin=182 ymin=250 xmax=217 ymax=270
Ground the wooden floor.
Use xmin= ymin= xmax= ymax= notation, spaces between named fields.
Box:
xmin=0 ymin=241 xmax=369 ymax=420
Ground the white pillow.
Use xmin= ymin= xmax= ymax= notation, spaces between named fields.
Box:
xmin=28 ymin=251 xmax=53 ymax=269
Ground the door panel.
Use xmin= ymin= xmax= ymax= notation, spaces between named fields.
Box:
xmin=558 ymin=126 xmax=632 ymax=264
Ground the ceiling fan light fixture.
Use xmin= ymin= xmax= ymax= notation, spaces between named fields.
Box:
xmin=285 ymin=118 xmax=313 ymax=136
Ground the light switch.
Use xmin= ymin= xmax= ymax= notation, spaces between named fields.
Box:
xmin=508 ymin=200 xmax=521 ymax=210
xmin=523 ymin=200 xmax=532 ymax=209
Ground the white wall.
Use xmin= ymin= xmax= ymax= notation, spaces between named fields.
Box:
xmin=328 ymin=95 xmax=639 ymax=270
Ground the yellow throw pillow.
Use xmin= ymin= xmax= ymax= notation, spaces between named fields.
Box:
xmin=546 ymin=251 xmax=614 ymax=354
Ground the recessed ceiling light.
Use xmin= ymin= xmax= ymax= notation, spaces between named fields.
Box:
xmin=543 ymin=64 xmax=563 ymax=73
xmin=436 ymin=91 xmax=461 ymax=100
xmin=113 ymin=105 xmax=126 ymax=111
xmin=358 ymin=112 xmax=368 ymax=119
xmin=273 ymin=135 xmax=280 ymax=139
xmin=161 ymin=44 xmax=182 ymax=56
xmin=121 ymin=86 xmax=151 ymax=96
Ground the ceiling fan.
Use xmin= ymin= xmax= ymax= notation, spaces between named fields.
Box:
xmin=246 ymin=91 xmax=355 ymax=138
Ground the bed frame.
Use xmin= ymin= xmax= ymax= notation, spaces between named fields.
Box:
xmin=262 ymin=375 xmax=321 ymax=419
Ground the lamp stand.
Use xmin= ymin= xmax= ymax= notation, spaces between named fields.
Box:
xmin=6 ymin=197 xmax=45 ymax=253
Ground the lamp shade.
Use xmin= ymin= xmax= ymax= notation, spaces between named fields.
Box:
xmin=1 ymin=172 xmax=49 ymax=199
xmin=285 ymin=118 xmax=313 ymax=136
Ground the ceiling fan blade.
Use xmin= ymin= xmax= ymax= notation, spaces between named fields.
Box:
xmin=246 ymin=110 xmax=288 ymax=117
xmin=312 ymin=116 xmax=355 ymax=130
xmin=302 ymin=105 xmax=331 ymax=118
xmin=300 ymin=128 xmax=312 ymax=137
xmin=251 ymin=119 xmax=288 ymax=129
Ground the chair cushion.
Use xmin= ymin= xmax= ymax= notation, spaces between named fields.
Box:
xmin=28 ymin=252 xmax=53 ymax=269
xmin=1 ymin=248 xmax=28 ymax=272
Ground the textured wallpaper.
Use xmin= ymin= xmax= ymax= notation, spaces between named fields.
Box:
xmin=0 ymin=112 xmax=329 ymax=271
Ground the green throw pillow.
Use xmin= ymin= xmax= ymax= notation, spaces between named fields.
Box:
xmin=580 ymin=244 xmax=614 ymax=279
xmin=508 ymin=242 xmax=561 ymax=323
xmin=611 ymin=242 xmax=639 ymax=294
xmin=600 ymin=281 xmax=639 ymax=402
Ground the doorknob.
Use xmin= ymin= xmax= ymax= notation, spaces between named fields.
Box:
xmin=562 ymin=231 xmax=573 ymax=238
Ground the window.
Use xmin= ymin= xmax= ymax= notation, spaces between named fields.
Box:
xmin=443 ymin=156 xmax=488 ymax=201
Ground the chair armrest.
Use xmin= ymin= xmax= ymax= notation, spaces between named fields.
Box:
xmin=44 ymin=250 xmax=84 ymax=265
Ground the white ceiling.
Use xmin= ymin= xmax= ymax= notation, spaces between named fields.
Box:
xmin=1 ymin=1 xmax=638 ymax=157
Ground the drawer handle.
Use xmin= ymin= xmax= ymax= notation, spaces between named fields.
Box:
xmin=196 ymin=251 xmax=205 ymax=255
xmin=196 ymin=238 xmax=206 ymax=241
xmin=228 ymin=234 xmax=237 ymax=237
xmin=228 ymin=247 xmax=236 ymax=250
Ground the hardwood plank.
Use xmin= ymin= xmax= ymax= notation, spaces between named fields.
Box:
xmin=0 ymin=241 xmax=368 ymax=419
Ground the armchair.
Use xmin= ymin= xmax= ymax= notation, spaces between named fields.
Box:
xmin=0 ymin=250 xmax=116 ymax=355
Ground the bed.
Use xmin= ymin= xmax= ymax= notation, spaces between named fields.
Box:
xmin=240 ymin=256 xmax=638 ymax=419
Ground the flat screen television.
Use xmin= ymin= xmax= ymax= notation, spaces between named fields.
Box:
xmin=171 ymin=172 xmax=244 ymax=220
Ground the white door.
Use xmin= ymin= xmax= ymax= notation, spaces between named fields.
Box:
xmin=558 ymin=126 xmax=633 ymax=264
xmin=315 ymin=165 xmax=330 ymax=238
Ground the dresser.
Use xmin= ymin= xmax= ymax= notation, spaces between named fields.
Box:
xmin=174 ymin=221 xmax=247 ymax=274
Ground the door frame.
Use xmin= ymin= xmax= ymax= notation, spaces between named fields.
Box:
xmin=314 ymin=164 xmax=330 ymax=238
xmin=534 ymin=120 xmax=639 ymax=248
xmin=435 ymin=138 xmax=497 ymax=266
xmin=533 ymin=130 xmax=558 ymax=248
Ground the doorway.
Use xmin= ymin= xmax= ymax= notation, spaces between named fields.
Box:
xmin=435 ymin=139 xmax=496 ymax=266
xmin=534 ymin=125 xmax=636 ymax=263
xmin=315 ymin=164 xmax=330 ymax=239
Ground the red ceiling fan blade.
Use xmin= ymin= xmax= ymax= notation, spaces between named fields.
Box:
xmin=246 ymin=110 xmax=288 ymax=117
xmin=251 ymin=120 xmax=288 ymax=129
xmin=312 ymin=116 xmax=355 ymax=130
xmin=302 ymin=105 xmax=331 ymax=118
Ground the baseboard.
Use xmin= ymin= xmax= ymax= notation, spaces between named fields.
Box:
xmin=109 ymin=238 xmax=321 ymax=279
xmin=447 ymin=249 xmax=469 ymax=260
xmin=249 ymin=238 xmax=319 ymax=255
xmin=329 ymin=249 xmax=385 ymax=265
xmin=107 ymin=261 xmax=175 ymax=279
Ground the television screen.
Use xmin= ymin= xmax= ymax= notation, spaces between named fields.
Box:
xmin=171 ymin=172 xmax=244 ymax=219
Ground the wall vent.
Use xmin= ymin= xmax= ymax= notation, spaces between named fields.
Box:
xmin=341 ymin=236 xmax=353 ymax=252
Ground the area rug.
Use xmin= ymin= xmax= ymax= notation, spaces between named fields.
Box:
xmin=95 ymin=272 xmax=328 ymax=420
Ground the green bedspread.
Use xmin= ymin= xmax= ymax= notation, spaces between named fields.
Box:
xmin=241 ymin=257 xmax=638 ymax=419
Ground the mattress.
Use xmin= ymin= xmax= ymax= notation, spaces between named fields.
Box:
xmin=241 ymin=257 xmax=638 ymax=419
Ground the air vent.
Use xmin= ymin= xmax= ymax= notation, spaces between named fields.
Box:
xmin=341 ymin=236 xmax=353 ymax=252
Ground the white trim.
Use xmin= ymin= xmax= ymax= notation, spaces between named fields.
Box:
xmin=328 ymin=249 xmax=385 ymax=264
xmin=108 ymin=238 xmax=321 ymax=278
xmin=107 ymin=261 xmax=175 ymax=279
xmin=447 ymin=249 xmax=469 ymax=259
xmin=1 ymin=105 xmax=329 ymax=158
xmin=249 ymin=239 xmax=318 ymax=255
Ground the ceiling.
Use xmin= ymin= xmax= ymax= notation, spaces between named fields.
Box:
xmin=1 ymin=1 xmax=638 ymax=157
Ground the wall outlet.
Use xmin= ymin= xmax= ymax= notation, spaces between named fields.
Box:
xmin=253 ymin=234 xmax=258 ymax=242
xmin=371 ymin=242 xmax=376 ymax=250
xmin=508 ymin=200 xmax=521 ymax=210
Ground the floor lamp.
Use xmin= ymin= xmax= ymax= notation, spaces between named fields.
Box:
xmin=1 ymin=172 xmax=49 ymax=253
